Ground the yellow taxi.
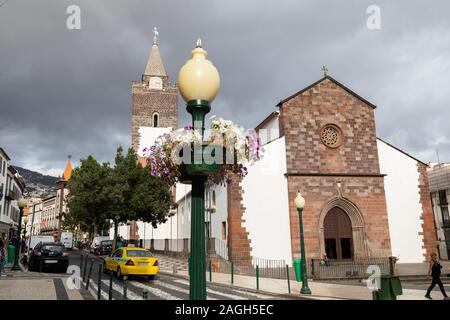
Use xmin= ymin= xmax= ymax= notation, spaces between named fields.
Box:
xmin=103 ymin=247 xmax=158 ymax=280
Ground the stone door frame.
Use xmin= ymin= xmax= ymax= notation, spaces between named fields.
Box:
xmin=318 ymin=197 xmax=368 ymax=259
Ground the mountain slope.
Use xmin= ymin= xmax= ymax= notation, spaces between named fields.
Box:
xmin=14 ymin=166 xmax=58 ymax=198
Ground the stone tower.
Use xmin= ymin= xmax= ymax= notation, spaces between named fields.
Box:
xmin=129 ymin=31 xmax=178 ymax=241
xmin=131 ymin=32 xmax=178 ymax=152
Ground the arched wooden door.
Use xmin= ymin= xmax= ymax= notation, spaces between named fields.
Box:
xmin=323 ymin=207 xmax=354 ymax=260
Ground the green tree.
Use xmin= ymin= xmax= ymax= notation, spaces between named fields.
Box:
xmin=108 ymin=147 xmax=175 ymax=249
xmin=65 ymin=156 xmax=112 ymax=241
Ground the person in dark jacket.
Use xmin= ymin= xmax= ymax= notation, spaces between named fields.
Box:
xmin=0 ymin=239 xmax=6 ymax=278
xmin=425 ymin=252 xmax=449 ymax=300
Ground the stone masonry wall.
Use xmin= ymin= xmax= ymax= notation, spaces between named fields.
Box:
xmin=417 ymin=163 xmax=437 ymax=261
xmin=280 ymin=77 xmax=391 ymax=261
xmin=227 ymin=175 xmax=252 ymax=267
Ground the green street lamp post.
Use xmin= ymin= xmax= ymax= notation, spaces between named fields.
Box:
xmin=178 ymin=39 xmax=220 ymax=300
xmin=12 ymin=197 xmax=27 ymax=271
xmin=295 ymin=192 xmax=311 ymax=295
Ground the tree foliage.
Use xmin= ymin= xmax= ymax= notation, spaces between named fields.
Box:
xmin=65 ymin=147 xmax=175 ymax=241
xmin=65 ymin=156 xmax=111 ymax=238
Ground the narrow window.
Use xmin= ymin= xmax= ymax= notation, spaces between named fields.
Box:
xmin=439 ymin=190 xmax=448 ymax=205
xmin=221 ymin=221 xmax=227 ymax=241
xmin=153 ymin=113 xmax=159 ymax=127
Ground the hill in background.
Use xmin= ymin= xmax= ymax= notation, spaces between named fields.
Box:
xmin=14 ymin=166 xmax=58 ymax=198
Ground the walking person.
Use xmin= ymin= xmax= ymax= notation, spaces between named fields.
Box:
xmin=0 ymin=239 xmax=6 ymax=278
xmin=425 ymin=252 xmax=449 ymax=300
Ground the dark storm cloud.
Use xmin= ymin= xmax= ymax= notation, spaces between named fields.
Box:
xmin=1 ymin=0 xmax=449 ymax=174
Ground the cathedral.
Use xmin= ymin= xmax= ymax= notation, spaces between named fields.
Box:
xmin=116 ymin=33 xmax=436 ymax=266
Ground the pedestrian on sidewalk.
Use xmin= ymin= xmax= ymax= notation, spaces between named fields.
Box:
xmin=0 ymin=239 xmax=6 ymax=278
xmin=425 ymin=252 xmax=449 ymax=300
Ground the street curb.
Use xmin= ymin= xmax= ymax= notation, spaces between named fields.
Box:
xmin=158 ymin=269 xmax=348 ymax=300
xmin=78 ymin=251 xmax=349 ymax=300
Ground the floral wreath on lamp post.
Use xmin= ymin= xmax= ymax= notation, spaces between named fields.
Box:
xmin=143 ymin=39 xmax=265 ymax=300
xmin=144 ymin=116 xmax=265 ymax=187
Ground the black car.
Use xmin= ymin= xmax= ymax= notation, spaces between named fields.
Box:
xmin=28 ymin=242 xmax=69 ymax=272
xmin=96 ymin=240 xmax=113 ymax=256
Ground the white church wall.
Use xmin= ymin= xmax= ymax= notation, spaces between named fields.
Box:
xmin=117 ymin=224 xmax=129 ymax=240
xmin=377 ymin=139 xmax=425 ymax=263
xmin=241 ymin=137 xmax=293 ymax=265
xmin=208 ymin=185 xmax=228 ymax=241
xmin=137 ymin=126 xmax=172 ymax=157
xmin=257 ymin=114 xmax=280 ymax=146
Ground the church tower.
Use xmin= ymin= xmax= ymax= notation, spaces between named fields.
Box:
xmin=129 ymin=29 xmax=178 ymax=241
xmin=131 ymin=28 xmax=178 ymax=153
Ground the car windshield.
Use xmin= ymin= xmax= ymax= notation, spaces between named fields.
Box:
xmin=41 ymin=245 xmax=64 ymax=252
xmin=126 ymin=250 xmax=153 ymax=257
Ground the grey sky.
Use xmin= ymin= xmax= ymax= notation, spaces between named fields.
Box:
xmin=1 ymin=0 xmax=449 ymax=175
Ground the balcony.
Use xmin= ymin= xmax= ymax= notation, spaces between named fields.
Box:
xmin=5 ymin=189 xmax=18 ymax=200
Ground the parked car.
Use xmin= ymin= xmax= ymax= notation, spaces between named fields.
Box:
xmin=60 ymin=232 xmax=73 ymax=250
xmin=90 ymin=236 xmax=110 ymax=254
xmin=28 ymin=242 xmax=69 ymax=273
xmin=26 ymin=235 xmax=55 ymax=262
xmin=103 ymin=247 xmax=158 ymax=280
xmin=95 ymin=240 xmax=113 ymax=256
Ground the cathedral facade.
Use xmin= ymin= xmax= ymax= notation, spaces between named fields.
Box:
xmin=120 ymin=36 xmax=436 ymax=265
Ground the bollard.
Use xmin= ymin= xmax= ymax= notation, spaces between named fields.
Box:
xmin=85 ymin=259 xmax=94 ymax=290
xmin=80 ymin=254 xmax=84 ymax=273
xmin=108 ymin=271 xmax=113 ymax=300
xmin=97 ymin=264 xmax=102 ymax=300
xmin=123 ymin=276 xmax=128 ymax=300
xmin=39 ymin=258 xmax=43 ymax=273
xmin=231 ymin=262 xmax=234 ymax=285
xmin=209 ymin=260 xmax=212 ymax=282
xmin=286 ymin=264 xmax=291 ymax=294
xmin=256 ymin=265 xmax=260 ymax=290
xmin=83 ymin=255 xmax=88 ymax=282
xmin=173 ymin=263 xmax=177 ymax=275
xmin=143 ymin=290 xmax=148 ymax=300
xmin=188 ymin=256 xmax=191 ymax=278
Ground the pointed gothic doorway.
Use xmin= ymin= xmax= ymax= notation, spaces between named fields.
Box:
xmin=323 ymin=207 xmax=354 ymax=260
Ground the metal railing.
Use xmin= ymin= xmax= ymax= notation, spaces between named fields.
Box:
xmin=311 ymin=257 xmax=391 ymax=280
xmin=143 ymin=237 xmax=288 ymax=279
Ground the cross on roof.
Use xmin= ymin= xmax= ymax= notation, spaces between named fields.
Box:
xmin=322 ymin=66 xmax=329 ymax=77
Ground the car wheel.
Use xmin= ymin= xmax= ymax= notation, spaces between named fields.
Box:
xmin=116 ymin=267 xmax=123 ymax=280
xmin=147 ymin=275 xmax=155 ymax=281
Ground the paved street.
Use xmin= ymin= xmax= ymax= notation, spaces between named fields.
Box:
xmin=2 ymin=249 xmax=449 ymax=300
xmin=64 ymin=249 xmax=299 ymax=300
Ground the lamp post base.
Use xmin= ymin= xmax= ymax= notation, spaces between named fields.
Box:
xmin=300 ymin=286 xmax=312 ymax=295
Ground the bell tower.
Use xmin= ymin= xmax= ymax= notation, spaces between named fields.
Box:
xmin=131 ymin=27 xmax=178 ymax=152
xmin=129 ymin=28 xmax=178 ymax=242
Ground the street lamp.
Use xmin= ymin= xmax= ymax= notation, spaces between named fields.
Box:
xmin=12 ymin=197 xmax=27 ymax=271
xmin=178 ymin=39 xmax=220 ymax=300
xmin=294 ymin=192 xmax=311 ymax=295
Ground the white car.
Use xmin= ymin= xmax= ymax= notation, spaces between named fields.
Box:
xmin=60 ymin=232 xmax=74 ymax=250
xmin=90 ymin=236 xmax=110 ymax=254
